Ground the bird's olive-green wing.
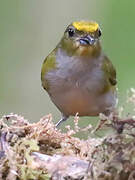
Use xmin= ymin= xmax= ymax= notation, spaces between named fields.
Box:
xmin=102 ymin=56 xmax=117 ymax=86
xmin=41 ymin=50 xmax=57 ymax=90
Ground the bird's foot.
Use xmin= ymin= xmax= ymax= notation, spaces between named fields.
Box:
xmin=55 ymin=115 xmax=69 ymax=128
xmin=91 ymin=119 xmax=107 ymax=134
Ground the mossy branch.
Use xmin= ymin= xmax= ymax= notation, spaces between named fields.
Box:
xmin=0 ymin=89 xmax=135 ymax=180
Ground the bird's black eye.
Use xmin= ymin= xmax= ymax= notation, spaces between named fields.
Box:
xmin=68 ymin=28 xmax=75 ymax=37
xmin=98 ymin=29 xmax=102 ymax=37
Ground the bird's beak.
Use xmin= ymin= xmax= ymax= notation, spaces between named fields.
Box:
xmin=79 ymin=35 xmax=95 ymax=46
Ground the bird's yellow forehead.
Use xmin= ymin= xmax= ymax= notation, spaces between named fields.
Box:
xmin=72 ymin=21 xmax=99 ymax=33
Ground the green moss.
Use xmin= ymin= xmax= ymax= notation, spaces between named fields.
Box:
xmin=14 ymin=139 xmax=50 ymax=180
xmin=20 ymin=166 xmax=50 ymax=180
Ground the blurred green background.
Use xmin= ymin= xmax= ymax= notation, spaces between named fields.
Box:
xmin=0 ymin=0 xmax=135 ymax=127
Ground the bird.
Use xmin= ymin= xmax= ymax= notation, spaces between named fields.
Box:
xmin=41 ymin=20 xmax=117 ymax=127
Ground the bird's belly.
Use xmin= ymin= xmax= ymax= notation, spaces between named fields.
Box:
xmin=46 ymin=58 xmax=116 ymax=116
xmin=50 ymin=87 xmax=116 ymax=116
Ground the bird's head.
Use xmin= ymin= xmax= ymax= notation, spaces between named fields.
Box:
xmin=60 ymin=21 xmax=102 ymax=58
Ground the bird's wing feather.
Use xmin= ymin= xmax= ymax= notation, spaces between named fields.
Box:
xmin=41 ymin=50 xmax=57 ymax=90
xmin=102 ymin=56 xmax=117 ymax=86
